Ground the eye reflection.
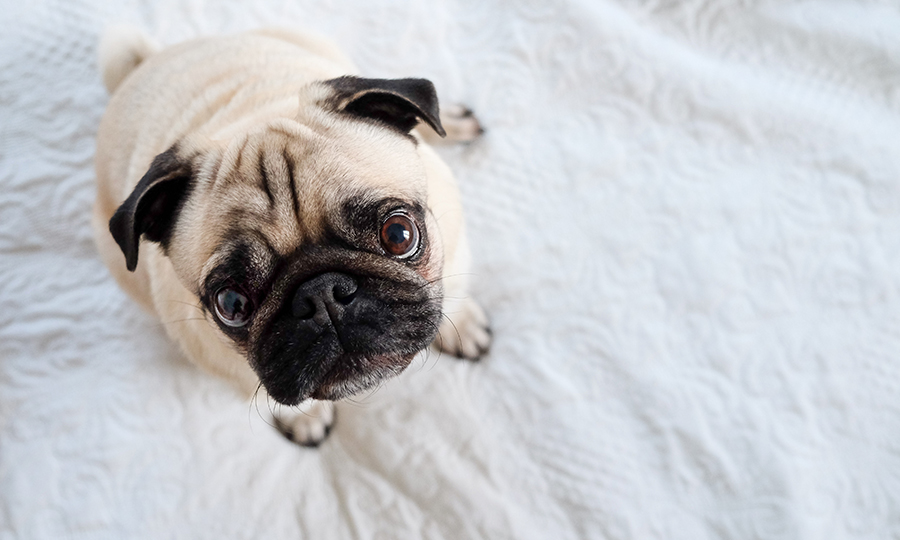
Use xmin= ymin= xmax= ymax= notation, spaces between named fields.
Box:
xmin=215 ymin=287 xmax=252 ymax=327
xmin=379 ymin=213 xmax=419 ymax=258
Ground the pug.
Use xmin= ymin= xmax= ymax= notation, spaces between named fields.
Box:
xmin=92 ymin=27 xmax=491 ymax=446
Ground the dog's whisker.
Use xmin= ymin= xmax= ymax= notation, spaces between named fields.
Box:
xmin=153 ymin=317 xmax=208 ymax=328
xmin=411 ymin=272 xmax=479 ymax=293
xmin=250 ymin=382 xmax=279 ymax=432
xmin=160 ymin=299 xmax=206 ymax=312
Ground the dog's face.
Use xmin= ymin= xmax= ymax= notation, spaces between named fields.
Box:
xmin=109 ymin=77 xmax=449 ymax=405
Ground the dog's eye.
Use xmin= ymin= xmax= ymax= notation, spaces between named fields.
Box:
xmin=214 ymin=287 xmax=252 ymax=327
xmin=380 ymin=213 xmax=419 ymax=258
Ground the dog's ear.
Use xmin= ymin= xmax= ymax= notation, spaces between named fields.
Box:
xmin=109 ymin=147 xmax=193 ymax=272
xmin=323 ymin=76 xmax=446 ymax=137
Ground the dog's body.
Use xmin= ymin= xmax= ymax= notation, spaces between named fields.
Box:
xmin=93 ymin=28 xmax=490 ymax=445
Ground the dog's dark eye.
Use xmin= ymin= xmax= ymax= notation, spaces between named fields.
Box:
xmin=380 ymin=213 xmax=419 ymax=258
xmin=214 ymin=287 xmax=252 ymax=327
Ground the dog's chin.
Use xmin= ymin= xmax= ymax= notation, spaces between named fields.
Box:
xmin=313 ymin=352 xmax=415 ymax=400
xmin=264 ymin=352 xmax=417 ymax=404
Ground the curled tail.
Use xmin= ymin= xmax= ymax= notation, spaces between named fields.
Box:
xmin=98 ymin=26 xmax=159 ymax=94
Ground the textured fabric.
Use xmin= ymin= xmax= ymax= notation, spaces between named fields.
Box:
xmin=2 ymin=1 xmax=900 ymax=539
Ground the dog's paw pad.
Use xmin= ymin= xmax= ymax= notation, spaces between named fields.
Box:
xmin=440 ymin=104 xmax=484 ymax=142
xmin=273 ymin=400 xmax=335 ymax=447
xmin=436 ymin=298 xmax=492 ymax=361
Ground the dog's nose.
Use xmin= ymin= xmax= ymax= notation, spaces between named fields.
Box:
xmin=292 ymin=272 xmax=358 ymax=325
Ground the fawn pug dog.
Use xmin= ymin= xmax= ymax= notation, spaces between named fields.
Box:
xmin=93 ymin=27 xmax=490 ymax=445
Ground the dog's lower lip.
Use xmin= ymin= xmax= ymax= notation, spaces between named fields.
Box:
xmin=310 ymin=383 xmax=354 ymax=401
xmin=310 ymin=359 xmax=382 ymax=400
xmin=307 ymin=352 xmax=415 ymax=400
xmin=309 ymin=376 xmax=380 ymax=400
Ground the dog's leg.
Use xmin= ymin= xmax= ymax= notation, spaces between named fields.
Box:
xmin=433 ymin=232 xmax=492 ymax=361
xmin=439 ymin=104 xmax=484 ymax=142
xmin=436 ymin=296 xmax=492 ymax=361
xmin=417 ymin=104 xmax=484 ymax=145
xmin=271 ymin=399 xmax=335 ymax=447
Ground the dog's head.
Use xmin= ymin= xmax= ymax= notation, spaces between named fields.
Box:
xmin=109 ymin=77 xmax=448 ymax=404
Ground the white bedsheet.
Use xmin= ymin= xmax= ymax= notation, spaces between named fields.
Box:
xmin=2 ymin=1 xmax=900 ymax=538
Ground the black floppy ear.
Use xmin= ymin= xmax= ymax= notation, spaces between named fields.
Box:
xmin=108 ymin=147 xmax=193 ymax=272
xmin=323 ymin=76 xmax=446 ymax=137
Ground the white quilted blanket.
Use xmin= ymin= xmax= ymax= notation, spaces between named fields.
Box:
xmin=2 ymin=1 xmax=900 ymax=538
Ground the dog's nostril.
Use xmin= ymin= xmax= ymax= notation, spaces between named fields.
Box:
xmin=293 ymin=298 xmax=316 ymax=319
xmin=335 ymin=289 xmax=356 ymax=306
xmin=292 ymin=272 xmax=358 ymax=319
xmin=333 ymin=280 xmax=358 ymax=305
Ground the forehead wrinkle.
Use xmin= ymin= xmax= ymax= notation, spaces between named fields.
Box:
xmin=259 ymin=146 xmax=305 ymax=249
xmin=284 ymin=140 xmax=344 ymax=245
xmin=212 ymin=132 xmax=307 ymax=255
xmin=214 ymin=133 xmax=250 ymax=189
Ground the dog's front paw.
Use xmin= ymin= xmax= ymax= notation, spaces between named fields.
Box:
xmin=273 ymin=399 xmax=335 ymax=447
xmin=436 ymin=298 xmax=492 ymax=361
xmin=439 ymin=104 xmax=484 ymax=143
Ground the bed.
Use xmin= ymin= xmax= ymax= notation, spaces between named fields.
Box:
xmin=1 ymin=0 xmax=899 ymax=538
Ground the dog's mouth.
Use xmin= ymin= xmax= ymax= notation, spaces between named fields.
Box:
xmin=308 ymin=351 xmax=416 ymax=400
xmin=248 ymin=276 xmax=441 ymax=406
xmin=254 ymin=332 xmax=422 ymax=405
